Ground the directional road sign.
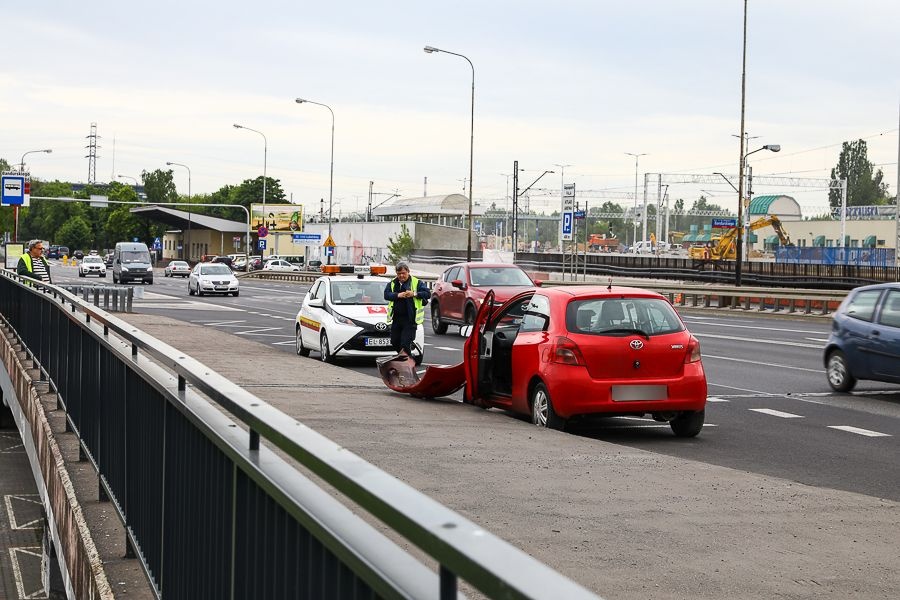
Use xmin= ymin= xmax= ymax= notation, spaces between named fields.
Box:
xmin=324 ymin=246 xmax=335 ymax=257
xmin=561 ymin=183 xmax=576 ymax=241
xmin=712 ymin=218 xmax=737 ymax=229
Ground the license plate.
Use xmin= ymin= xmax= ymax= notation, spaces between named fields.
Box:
xmin=611 ymin=385 xmax=668 ymax=402
xmin=215 ymin=286 xmax=227 ymax=291
xmin=364 ymin=337 xmax=391 ymax=347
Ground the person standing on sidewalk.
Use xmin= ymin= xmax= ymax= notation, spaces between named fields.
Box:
xmin=383 ymin=261 xmax=429 ymax=357
xmin=17 ymin=239 xmax=52 ymax=283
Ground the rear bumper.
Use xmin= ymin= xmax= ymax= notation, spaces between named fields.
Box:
xmin=543 ymin=362 xmax=707 ymax=418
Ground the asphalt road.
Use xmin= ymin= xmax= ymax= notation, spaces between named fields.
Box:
xmin=51 ymin=263 xmax=900 ymax=501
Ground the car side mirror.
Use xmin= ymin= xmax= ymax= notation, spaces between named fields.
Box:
xmin=459 ymin=325 xmax=473 ymax=338
xmin=533 ymin=279 xmax=543 ymax=287
xmin=451 ymin=279 xmax=466 ymax=290
xmin=308 ymin=297 xmax=325 ymax=308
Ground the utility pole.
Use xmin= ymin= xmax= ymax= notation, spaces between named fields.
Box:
xmin=735 ymin=0 xmax=749 ymax=286
xmin=85 ymin=122 xmax=100 ymax=184
xmin=512 ymin=161 xmax=519 ymax=261
xmin=367 ymin=180 xmax=374 ymax=222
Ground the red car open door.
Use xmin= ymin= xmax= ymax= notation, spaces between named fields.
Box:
xmin=462 ymin=290 xmax=495 ymax=405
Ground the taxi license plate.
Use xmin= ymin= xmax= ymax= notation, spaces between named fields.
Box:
xmin=364 ymin=338 xmax=391 ymax=347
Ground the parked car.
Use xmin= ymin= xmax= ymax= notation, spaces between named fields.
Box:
xmin=430 ymin=262 xmax=540 ymax=334
xmin=188 ymin=263 xmax=240 ymax=296
xmin=263 ymin=259 xmax=301 ymax=272
xmin=306 ymin=260 xmax=323 ymax=271
xmin=295 ymin=267 xmax=423 ymax=364
xmin=379 ymin=286 xmax=708 ymax=436
xmin=57 ymin=246 xmax=70 ymax=259
xmin=48 ymin=245 xmax=60 ymax=259
xmin=211 ymin=255 xmax=234 ymax=269
xmin=164 ymin=260 xmax=191 ymax=278
xmin=824 ymin=283 xmax=900 ymax=392
xmin=78 ymin=255 xmax=107 ymax=278
xmin=249 ymin=257 xmax=264 ymax=270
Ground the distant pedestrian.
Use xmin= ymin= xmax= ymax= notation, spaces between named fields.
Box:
xmin=17 ymin=240 xmax=52 ymax=283
xmin=384 ymin=261 xmax=430 ymax=357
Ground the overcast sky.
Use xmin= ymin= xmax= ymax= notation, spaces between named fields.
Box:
xmin=2 ymin=0 xmax=898 ymax=217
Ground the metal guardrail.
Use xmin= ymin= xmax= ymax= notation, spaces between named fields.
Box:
xmin=237 ymin=270 xmax=321 ymax=283
xmin=57 ymin=283 xmax=134 ymax=312
xmin=0 ymin=270 xmax=600 ymax=600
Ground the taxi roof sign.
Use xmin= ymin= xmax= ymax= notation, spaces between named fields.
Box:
xmin=323 ymin=234 xmax=336 ymax=247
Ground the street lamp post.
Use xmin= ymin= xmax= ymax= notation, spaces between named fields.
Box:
xmin=233 ymin=124 xmax=267 ymax=256
xmin=13 ymin=148 xmax=52 ymax=242
xmin=117 ymin=174 xmax=138 ymax=185
xmin=424 ymin=45 xmax=475 ymax=261
xmin=166 ymin=162 xmax=191 ymax=261
xmin=624 ymin=153 xmax=647 ymax=247
xmin=295 ymin=98 xmax=335 ymax=264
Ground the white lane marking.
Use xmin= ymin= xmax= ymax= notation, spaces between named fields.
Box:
xmin=702 ymin=354 xmax=822 ymax=373
xmin=749 ymin=408 xmax=804 ymax=418
xmin=136 ymin=302 xmax=244 ymax=312
xmin=695 ymin=333 xmax=821 ymax=349
xmin=9 ymin=546 xmax=44 ymax=599
xmin=682 ymin=318 xmax=825 ymax=335
xmin=234 ymin=327 xmax=283 ymax=335
xmin=202 ymin=320 xmax=247 ymax=327
xmin=705 ymin=397 xmax=729 ymax=403
xmin=805 ymin=337 xmax=830 ymax=342
xmin=272 ymin=340 xmax=297 ymax=346
xmin=707 ymin=382 xmax=777 ymax=395
xmin=598 ymin=423 xmax=718 ymax=429
xmin=434 ymin=346 xmax=461 ymax=352
xmin=4 ymin=495 xmax=42 ymax=529
xmin=827 ymin=425 xmax=891 ymax=437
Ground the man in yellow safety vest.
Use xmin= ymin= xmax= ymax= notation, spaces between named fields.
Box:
xmin=383 ymin=261 xmax=430 ymax=358
xmin=17 ymin=240 xmax=52 ymax=283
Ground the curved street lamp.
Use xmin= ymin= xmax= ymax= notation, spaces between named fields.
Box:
xmin=233 ymin=124 xmax=268 ymax=255
xmin=19 ymin=148 xmax=52 ymax=170
xmin=424 ymin=45 xmax=476 ymax=261
xmin=295 ymin=98 xmax=336 ymax=264
xmin=166 ymin=162 xmax=192 ymax=261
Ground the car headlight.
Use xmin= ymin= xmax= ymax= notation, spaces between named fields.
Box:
xmin=332 ymin=311 xmax=354 ymax=325
xmin=121 ymin=266 xmax=129 ymax=271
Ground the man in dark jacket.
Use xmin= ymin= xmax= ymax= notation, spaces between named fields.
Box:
xmin=383 ymin=261 xmax=430 ymax=357
xmin=17 ymin=239 xmax=52 ymax=283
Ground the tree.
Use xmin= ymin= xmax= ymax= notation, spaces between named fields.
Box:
xmin=142 ymin=169 xmax=178 ymax=204
xmin=231 ymin=177 xmax=286 ymax=209
xmin=829 ymin=140 xmax=889 ymax=210
xmin=56 ymin=216 xmax=93 ymax=251
xmin=386 ymin=224 xmax=415 ymax=263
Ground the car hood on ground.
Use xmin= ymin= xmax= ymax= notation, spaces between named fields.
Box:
xmin=377 ymin=355 xmax=465 ymax=398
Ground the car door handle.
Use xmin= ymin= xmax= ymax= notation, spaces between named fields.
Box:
xmin=870 ymin=330 xmax=880 ymax=336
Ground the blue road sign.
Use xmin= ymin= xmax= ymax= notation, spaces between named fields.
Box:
xmin=712 ymin=218 xmax=737 ymax=229
xmin=291 ymin=233 xmax=322 ymax=242
xmin=0 ymin=175 xmax=26 ymax=206
xmin=562 ymin=212 xmax=573 ymax=235
xmin=574 ymin=210 xmax=586 ymax=219
xmin=324 ymin=246 xmax=335 ymax=257
xmin=258 ymin=239 xmax=267 ymax=250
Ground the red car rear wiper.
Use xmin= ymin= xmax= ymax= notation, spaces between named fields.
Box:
xmin=600 ymin=327 xmax=650 ymax=340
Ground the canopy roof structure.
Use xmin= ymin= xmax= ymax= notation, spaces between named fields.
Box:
xmin=372 ymin=194 xmax=485 ymax=218
xmin=747 ymin=195 xmax=802 ymax=220
xmin=130 ymin=206 xmax=246 ymax=233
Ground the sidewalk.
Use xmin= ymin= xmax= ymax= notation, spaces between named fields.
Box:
xmin=123 ymin=313 xmax=900 ymax=599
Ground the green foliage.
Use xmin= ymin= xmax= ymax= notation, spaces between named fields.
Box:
xmin=142 ymin=169 xmax=178 ymax=204
xmin=56 ymin=216 xmax=93 ymax=251
xmin=386 ymin=224 xmax=415 ymax=263
xmin=0 ymin=158 xmax=10 ymax=172
xmin=829 ymin=140 xmax=889 ymax=209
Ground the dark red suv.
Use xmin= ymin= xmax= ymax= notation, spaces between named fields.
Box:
xmin=430 ymin=262 xmax=539 ymax=334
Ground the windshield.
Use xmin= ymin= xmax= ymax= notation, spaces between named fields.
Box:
xmin=566 ymin=298 xmax=684 ymax=336
xmin=83 ymin=256 xmax=103 ymax=263
xmin=330 ymin=280 xmax=389 ymax=305
xmin=469 ymin=267 xmax=533 ymax=287
xmin=200 ymin=265 xmax=233 ymax=275
xmin=121 ymin=250 xmax=150 ymax=263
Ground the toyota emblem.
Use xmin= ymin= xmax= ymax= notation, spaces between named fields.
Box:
xmin=375 ymin=322 xmax=388 ymax=331
xmin=629 ymin=339 xmax=644 ymax=350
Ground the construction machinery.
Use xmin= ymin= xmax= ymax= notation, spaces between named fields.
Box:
xmin=587 ymin=234 xmax=620 ymax=252
xmin=689 ymin=215 xmax=793 ymax=260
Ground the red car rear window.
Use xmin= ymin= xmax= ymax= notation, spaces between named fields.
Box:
xmin=566 ymin=298 xmax=684 ymax=336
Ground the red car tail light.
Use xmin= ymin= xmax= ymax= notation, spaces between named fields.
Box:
xmin=685 ymin=336 xmax=702 ymax=363
xmin=551 ymin=336 xmax=586 ymax=366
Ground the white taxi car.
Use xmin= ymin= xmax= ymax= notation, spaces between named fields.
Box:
xmin=295 ymin=266 xmax=425 ymax=364
xmin=79 ymin=255 xmax=107 ymax=277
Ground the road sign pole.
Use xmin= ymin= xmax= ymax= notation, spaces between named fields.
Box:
xmin=13 ymin=206 xmax=18 ymax=242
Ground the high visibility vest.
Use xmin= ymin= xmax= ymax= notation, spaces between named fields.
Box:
xmin=20 ymin=254 xmax=50 ymax=282
xmin=387 ymin=276 xmax=424 ymax=325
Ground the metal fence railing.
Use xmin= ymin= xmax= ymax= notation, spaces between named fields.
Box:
xmin=0 ymin=270 xmax=599 ymax=600
xmin=57 ymin=283 xmax=134 ymax=312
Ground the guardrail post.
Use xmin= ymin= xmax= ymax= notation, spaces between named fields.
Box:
xmin=126 ymin=288 xmax=133 ymax=313
xmin=704 ymin=294 xmax=711 ymax=308
xmin=93 ymin=288 xmax=100 ymax=307
xmin=758 ymin=297 xmax=766 ymax=312
xmin=789 ymin=298 xmax=796 ymax=313
xmin=743 ymin=296 xmax=751 ymax=310
xmin=440 ymin=565 xmax=457 ymax=600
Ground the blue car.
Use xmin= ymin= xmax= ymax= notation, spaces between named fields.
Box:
xmin=824 ymin=283 xmax=900 ymax=392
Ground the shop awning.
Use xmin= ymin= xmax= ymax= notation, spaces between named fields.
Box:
xmin=682 ymin=234 xmax=695 ymax=242
xmin=765 ymin=235 xmax=778 ymax=244
xmin=813 ymin=235 xmax=826 ymax=247
xmin=863 ymin=235 xmax=876 ymax=247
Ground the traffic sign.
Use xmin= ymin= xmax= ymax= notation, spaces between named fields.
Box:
xmin=257 ymin=225 xmax=269 ymax=238
xmin=712 ymin=218 xmax=737 ymax=229
xmin=574 ymin=210 xmax=586 ymax=220
xmin=324 ymin=246 xmax=335 ymax=257
xmin=258 ymin=239 xmax=267 ymax=250
xmin=291 ymin=233 xmax=323 ymax=246
xmin=1 ymin=175 xmax=26 ymax=206
xmin=562 ymin=212 xmax=573 ymax=240
xmin=563 ymin=183 xmax=576 ymax=198
xmin=152 ymin=236 xmax=162 ymax=250
xmin=323 ymin=234 xmax=336 ymax=247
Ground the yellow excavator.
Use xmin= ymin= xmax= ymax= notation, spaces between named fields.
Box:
xmin=689 ymin=215 xmax=792 ymax=260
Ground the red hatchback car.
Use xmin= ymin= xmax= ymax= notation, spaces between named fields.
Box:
xmin=380 ymin=285 xmax=708 ymax=436
xmin=430 ymin=262 xmax=539 ymax=334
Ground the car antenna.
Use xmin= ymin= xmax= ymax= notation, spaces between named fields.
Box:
xmin=607 ymin=277 xmax=613 ymax=292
